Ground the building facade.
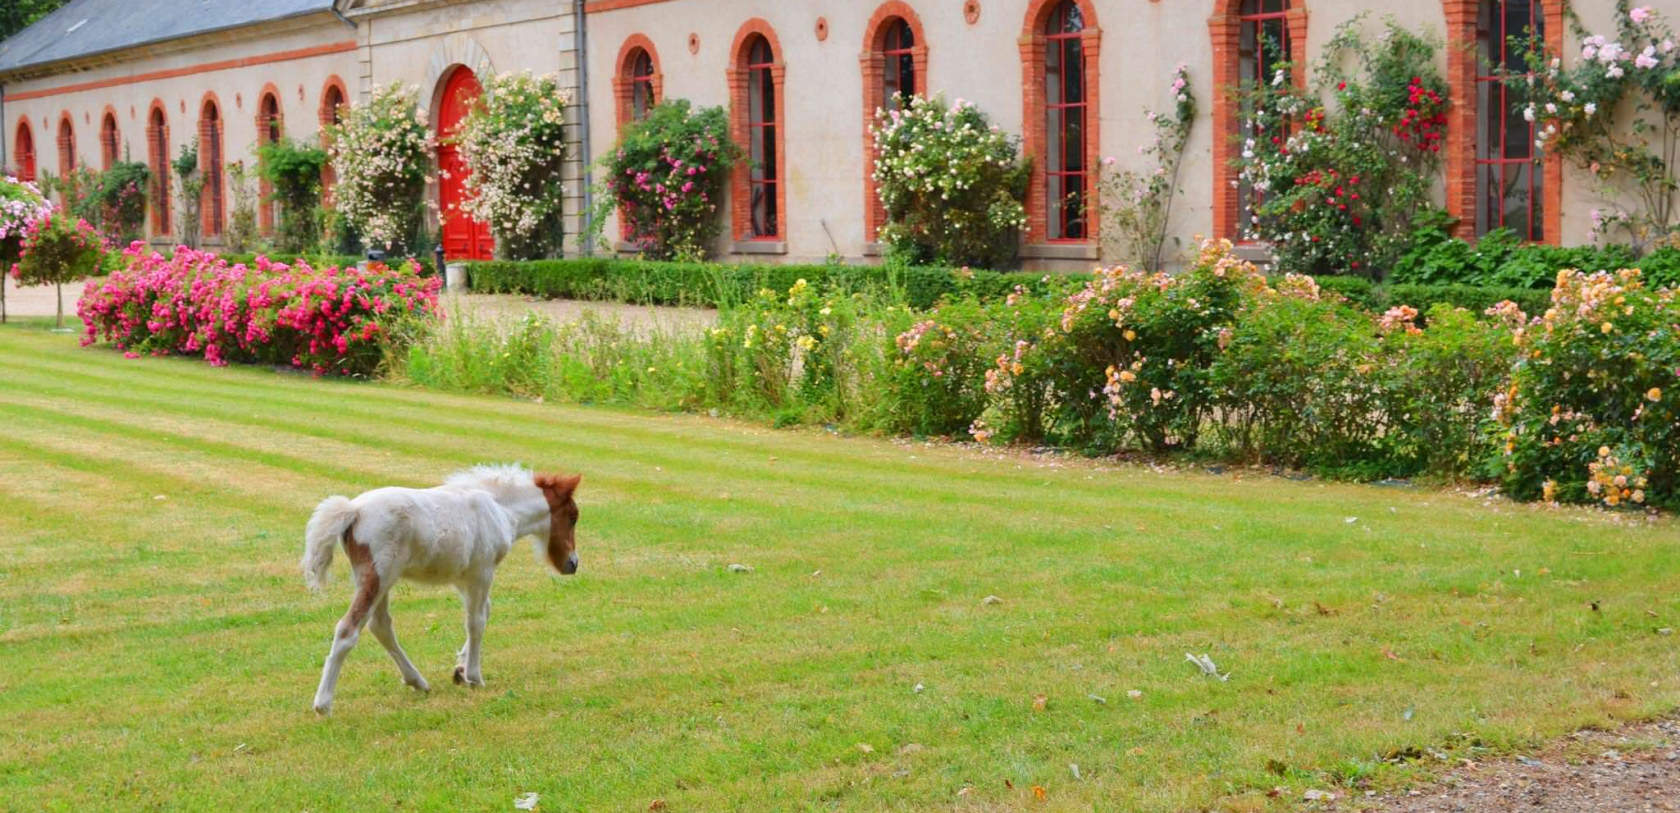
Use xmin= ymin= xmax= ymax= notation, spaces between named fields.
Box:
xmin=0 ymin=0 xmax=585 ymax=259
xmin=0 ymin=0 xmax=1669 ymax=268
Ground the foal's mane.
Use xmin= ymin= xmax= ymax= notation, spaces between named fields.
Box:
xmin=445 ymin=463 xmax=535 ymax=493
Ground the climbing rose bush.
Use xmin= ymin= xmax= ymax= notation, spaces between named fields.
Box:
xmin=78 ymin=244 xmax=442 ymax=375
xmin=1 ymin=175 xmax=53 ymax=265
xmin=872 ymin=94 xmax=1028 ymax=269
xmin=329 ymin=83 xmax=433 ymax=252
xmin=454 ymin=71 xmax=569 ymax=259
xmin=593 ymin=99 xmax=740 ymax=261
xmin=1491 ymin=268 xmax=1679 ymax=509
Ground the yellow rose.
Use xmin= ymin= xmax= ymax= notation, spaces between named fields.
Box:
xmin=1124 ymin=329 xmax=1137 ymax=341
xmin=1648 ymin=387 xmax=1663 ymax=402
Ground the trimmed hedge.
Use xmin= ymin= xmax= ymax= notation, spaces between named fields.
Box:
xmin=1314 ymin=275 xmax=1552 ymax=319
xmin=463 ymin=257 xmax=1050 ymax=310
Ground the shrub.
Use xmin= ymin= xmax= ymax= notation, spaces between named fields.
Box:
xmin=1098 ymin=63 xmax=1195 ymax=270
xmin=12 ymin=211 xmax=104 ymax=328
xmin=78 ymin=245 xmax=441 ymax=375
xmin=1 ymin=175 xmax=53 ymax=320
xmin=885 ymin=297 xmax=993 ymax=436
xmin=1491 ymin=269 xmax=1679 ymax=508
xmin=871 ymin=94 xmax=1028 ymax=269
xmin=330 ymin=83 xmax=432 ymax=253
xmin=454 ymin=72 xmax=569 ymax=259
xmin=702 ymin=279 xmax=880 ymax=423
xmin=1374 ymin=304 xmax=1516 ymax=476
xmin=173 ymin=141 xmax=204 ymax=248
xmin=65 ymin=161 xmax=149 ymax=245
xmin=591 ymin=100 xmax=740 ymax=261
xmin=257 ymin=138 xmax=328 ymax=254
xmin=224 ymin=161 xmax=259 ymax=254
xmin=1237 ymin=18 xmax=1447 ymax=277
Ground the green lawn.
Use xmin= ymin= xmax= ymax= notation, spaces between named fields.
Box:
xmin=2 ymin=324 xmax=1677 ymax=811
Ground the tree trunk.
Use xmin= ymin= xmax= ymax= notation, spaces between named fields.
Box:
xmin=55 ymin=281 xmax=64 ymax=330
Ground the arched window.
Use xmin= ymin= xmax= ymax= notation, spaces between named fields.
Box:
xmin=1477 ymin=0 xmax=1542 ymax=240
xmin=319 ymin=78 xmax=347 ymax=204
xmin=614 ymin=38 xmax=662 ymax=131
xmin=630 ymin=49 xmax=656 ymax=121
xmin=1044 ymin=1 xmax=1088 ymax=241
xmin=862 ymin=4 xmax=928 ymax=241
xmin=200 ymin=97 xmax=225 ymax=238
xmin=14 ymin=120 xmax=35 ymax=183
xmin=1022 ymin=0 xmax=1099 ymax=247
xmin=729 ymin=22 xmax=785 ymax=242
xmin=56 ymin=114 xmax=75 ymax=178
xmin=256 ymin=89 xmax=282 ymax=234
xmin=147 ymin=104 xmax=170 ymax=235
xmin=99 ymin=111 xmax=120 ymax=170
xmin=1236 ymin=0 xmax=1291 ymax=231
xmin=1209 ymin=0 xmax=1303 ymax=239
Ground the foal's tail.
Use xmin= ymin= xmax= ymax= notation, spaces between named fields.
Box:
xmin=302 ymin=495 xmax=357 ymax=591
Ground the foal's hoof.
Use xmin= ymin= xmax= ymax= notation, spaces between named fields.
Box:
xmin=312 ymin=701 xmax=332 ymax=716
xmin=453 ymin=665 xmax=466 ymax=686
xmin=407 ymin=676 xmax=432 ymax=693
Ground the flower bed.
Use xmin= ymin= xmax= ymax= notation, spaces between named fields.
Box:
xmin=78 ymin=244 xmax=441 ymax=375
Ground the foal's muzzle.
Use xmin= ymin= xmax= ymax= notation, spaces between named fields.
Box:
xmin=561 ymin=553 xmax=579 ymax=575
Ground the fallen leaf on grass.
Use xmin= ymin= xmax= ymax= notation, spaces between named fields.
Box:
xmin=648 ymin=801 xmax=667 ymax=811
xmin=514 ymin=792 xmax=540 ymax=810
xmin=1069 ymin=763 xmax=1081 ymax=780
xmin=1303 ymin=788 xmax=1337 ymax=801
xmin=856 ymin=743 xmax=875 ymax=754
xmin=726 ymin=563 xmax=753 ymax=573
xmin=898 ymin=743 xmax=925 ymax=755
xmin=1126 ymin=689 xmax=1143 ymax=700
xmin=1088 ymin=694 xmax=1107 ymax=704
xmin=1031 ymin=785 xmax=1047 ymax=801
xmin=1032 ymin=694 xmax=1048 ymax=712
xmin=982 ymin=595 xmax=1002 ymax=605
xmin=1382 ymin=648 xmax=1402 ymax=661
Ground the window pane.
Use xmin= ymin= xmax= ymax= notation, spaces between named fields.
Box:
xmin=897 ymin=53 xmax=915 ymax=99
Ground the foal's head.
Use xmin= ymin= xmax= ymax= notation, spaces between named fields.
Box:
xmin=533 ymin=473 xmax=582 ymax=575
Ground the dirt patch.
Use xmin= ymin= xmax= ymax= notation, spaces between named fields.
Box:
xmin=444 ymin=291 xmax=715 ymax=335
xmin=1336 ymin=718 xmax=1680 ymax=812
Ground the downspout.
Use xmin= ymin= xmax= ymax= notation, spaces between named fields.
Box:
xmin=329 ymin=2 xmax=356 ymax=30
xmin=573 ymin=0 xmax=593 ymax=256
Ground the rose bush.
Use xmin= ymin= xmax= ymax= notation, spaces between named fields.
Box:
xmin=79 ymin=244 xmax=441 ymax=375
xmin=454 ymin=72 xmax=569 ymax=259
xmin=329 ymin=83 xmax=432 ymax=253
xmin=13 ymin=211 xmax=105 ymax=329
xmin=591 ymin=100 xmax=740 ymax=261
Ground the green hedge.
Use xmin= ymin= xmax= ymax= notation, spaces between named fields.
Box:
xmin=1314 ymin=275 xmax=1552 ymax=319
xmin=463 ymin=257 xmax=1050 ymax=310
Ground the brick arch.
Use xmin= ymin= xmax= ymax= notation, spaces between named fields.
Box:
xmin=614 ymin=34 xmax=664 ymax=129
xmin=14 ymin=119 xmax=37 ymax=182
xmin=1208 ymin=0 xmax=1309 ymax=240
xmin=199 ymin=92 xmax=226 ymax=238
xmin=146 ymin=99 xmax=171 ymax=236
xmin=1442 ymin=0 xmax=1562 ymax=244
xmin=99 ymin=104 xmax=121 ymax=169
xmin=1020 ymin=0 xmax=1101 ymax=245
xmin=860 ymin=1 xmax=929 ymax=242
xmin=56 ymin=110 xmax=76 ymax=178
xmin=728 ymin=18 xmax=787 ymax=243
xmin=256 ymin=82 xmax=284 ymax=235
xmin=318 ymin=75 xmax=349 ymax=206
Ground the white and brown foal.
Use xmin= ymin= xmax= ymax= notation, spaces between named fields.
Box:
xmin=301 ymin=464 xmax=581 ymax=714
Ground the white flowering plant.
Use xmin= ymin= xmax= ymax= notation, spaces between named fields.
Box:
xmin=1235 ymin=19 xmax=1447 ymax=278
xmin=329 ymin=83 xmax=433 ymax=253
xmin=453 ymin=72 xmax=569 ymax=259
xmin=1096 ymin=63 xmax=1195 ymax=270
xmin=1517 ymin=1 xmax=1680 ymax=249
xmin=871 ymin=94 xmax=1028 ymax=269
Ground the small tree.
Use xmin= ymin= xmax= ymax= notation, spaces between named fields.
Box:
xmin=590 ymin=99 xmax=741 ymax=261
xmin=329 ymin=82 xmax=432 ymax=255
xmin=173 ymin=141 xmax=204 ymax=249
xmin=0 ymin=175 xmax=53 ymax=323
xmin=455 ymin=71 xmax=569 ymax=259
xmin=871 ymin=94 xmax=1028 ymax=269
xmin=13 ymin=211 xmax=103 ymax=329
xmin=257 ymin=138 xmax=328 ymax=253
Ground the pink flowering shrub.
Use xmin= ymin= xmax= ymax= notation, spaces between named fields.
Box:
xmin=884 ymin=297 xmax=995 ymax=436
xmin=592 ymin=100 xmax=741 ymax=261
xmin=78 ymin=244 xmax=441 ymax=376
xmin=1492 ymin=268 xmax=1679 ymax=508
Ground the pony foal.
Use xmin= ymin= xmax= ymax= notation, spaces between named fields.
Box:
xmin=301 ymin=464 xmax=581 ymax=714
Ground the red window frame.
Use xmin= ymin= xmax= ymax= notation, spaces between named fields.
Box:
xmin=629 ymin=50 xmax=657 ymax=122
xmin=745 ymin=35 xmax=779 ymax=239
xmin=881 ymin=18 xmax=916 ymax=108
xmin=1044 ymin=0 xmax=1088 ymax=241
xmin=1476 ymin=0 xmax=1544 ymax=241
xmin=56 ymin=115 xmax=75 ymax=178
xmin=14 ymin=121 xmax=36 ymax=182
xmin=147 ymin=104 xmax=170 ymax=235
xmin=200 ymin=99 xmax=225 ymax=238
xmin=257 ymin=91 xmax=282 ymax=234
xmin=99 ymin=112 xmax=120 ymax=170
xmin=1237 ymin=0 xmax=1292 ymax=235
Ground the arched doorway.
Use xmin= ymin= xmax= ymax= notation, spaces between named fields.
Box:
xmin=436 ymin=65 xmax=493 ymax=261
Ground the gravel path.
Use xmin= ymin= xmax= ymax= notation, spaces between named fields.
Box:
xmin=1329 ymin=718 xmax=1680 ymax=812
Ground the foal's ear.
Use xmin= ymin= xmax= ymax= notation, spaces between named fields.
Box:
xmin=557 ymin=473 xmax=582 ymax=497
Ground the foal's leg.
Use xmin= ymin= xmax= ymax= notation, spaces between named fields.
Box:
xmin=311 ymin=535 xmax=386 ymax=715
xmin=452 ymin=579 xmax=492 ymax=687
xmin=368 ymin=593 xmax=429 ymax=693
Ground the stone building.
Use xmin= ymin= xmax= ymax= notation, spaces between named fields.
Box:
xmin=0 ymin=1 xmax=1670 ymax=267
xmin=0 ymin=0 xmax=585 ymax=259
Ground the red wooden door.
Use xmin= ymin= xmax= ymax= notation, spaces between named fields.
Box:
xmin=437 ymin=66 xmax=493 ymax=260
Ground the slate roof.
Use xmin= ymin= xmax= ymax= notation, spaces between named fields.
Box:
xmin=0 ymin=0 xmax=340 ymax=76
